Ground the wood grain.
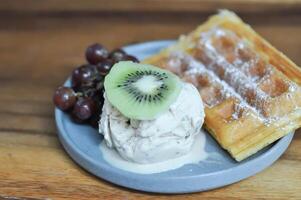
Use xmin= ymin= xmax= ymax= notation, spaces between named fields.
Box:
xmin=0 ymin=2 xmax=301 ymax=199
xmin=1 ymin=0 xmax=301 ymax=13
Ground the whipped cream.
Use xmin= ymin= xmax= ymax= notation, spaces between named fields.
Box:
xmin=99 ymin=83 xmax=205 ymax=164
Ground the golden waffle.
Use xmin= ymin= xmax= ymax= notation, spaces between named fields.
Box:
xmin=143 ymin=10 xmax=301 ymax=161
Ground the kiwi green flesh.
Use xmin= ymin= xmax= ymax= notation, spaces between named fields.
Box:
xmin=104 ymin=61 xmax=182 ymax=120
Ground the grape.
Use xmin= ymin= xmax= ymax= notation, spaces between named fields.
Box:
xmin=57 ymin=42 xmax=129 ymax=128
xmin=125 ymin=55 xmax=139 ymax=63
xmin=72 ymin=66 xmax=83 ymax=89
xmin=85 ymin=43 xmax=109 ymax=65
xmin=71 ymin=112 xmax=85 ymax=124
xmin=109 ymin=49 xmax=127 ymax=63
xmin=89 ymin=114 xmax=100 ymax=128
xmin=72 ymin=97 xmax=96 ymax=120
xmin=53 ymin=86 xmax=77 ymax=111
xmin=90 ymin=90 xmax=104 ymax=111
xmin=71 ymin=64 xmax=99 ymax=89
xmin=82 ymin=87 xmax=98 ymax=97
xmin=89 ymin=102 xmax=102 ymax=127
xmin=89 ymin=94 xmax=104 ymax=128
xmin=96 ymin=59 xmax=114 ymax=76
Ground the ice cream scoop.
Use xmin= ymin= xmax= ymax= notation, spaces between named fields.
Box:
xmin=99 ymin=82 xmax=205 ymax=164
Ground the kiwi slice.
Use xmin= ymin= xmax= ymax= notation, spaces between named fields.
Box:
xmin=104 ymin=61 xmax=182 ymax=120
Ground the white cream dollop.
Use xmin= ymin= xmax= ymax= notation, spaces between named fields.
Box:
xmin=99 ymin=83 xmax=205 ymax=164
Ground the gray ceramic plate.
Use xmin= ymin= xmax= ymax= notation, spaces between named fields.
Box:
xmin=55 ymin=40 xmax=294 ymax=194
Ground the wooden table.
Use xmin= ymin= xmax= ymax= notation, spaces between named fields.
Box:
xmin=0 ymin=1 xmax=301 ymax=199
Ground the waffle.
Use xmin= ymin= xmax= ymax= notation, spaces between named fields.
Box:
xmin=143 ymin=10 xmax=301 ymax=161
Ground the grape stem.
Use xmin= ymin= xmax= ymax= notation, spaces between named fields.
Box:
xmin=76 ymin=92 xmax=84 ymax=97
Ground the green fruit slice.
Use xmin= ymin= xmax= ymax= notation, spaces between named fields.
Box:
xmin=104 ymin=61 xmax=182 ymax=120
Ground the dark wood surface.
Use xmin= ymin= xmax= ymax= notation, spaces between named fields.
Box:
xmin=2 ymin=0 xmax=301 ymax=13
xmin=0 ymin=2 xmax=301 ymax=199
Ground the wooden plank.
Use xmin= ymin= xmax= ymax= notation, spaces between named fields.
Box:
xmin=1 ymin=0 xmax=301 ymax=13
xmin=0 ymin=6 xmax=301 ymax=199
xmin=0 ymin=113 xmax=56 ymax=135
xmin=0 ymin=14 xmax=300 ymax=84
xmin=0 ymin=137 xmax=300 ymax=199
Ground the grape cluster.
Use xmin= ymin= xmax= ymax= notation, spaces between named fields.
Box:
xmin=53 ymin=43 xmax=139 ymax=128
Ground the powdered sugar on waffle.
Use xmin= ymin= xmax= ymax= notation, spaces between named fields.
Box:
xmin=169 ymin=51 xmax=265 ymax=122
xmin=200 ymin=28 xmax=268 ymax=102
xmin=166 ymin=27 xmax=298 ymax=123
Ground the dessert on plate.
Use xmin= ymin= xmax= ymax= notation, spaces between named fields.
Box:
xmin=53 ymin=43 xmax=207 ymax=173
xmin=54 ymin=10 xmax=301 ymax=168
xmin=53 ymin=10 xmax=300 ymax=190
xmin=98 ymin=61 xmax=206 ymax=172
xmin=144 ymin=10 xmax=301 ymax=161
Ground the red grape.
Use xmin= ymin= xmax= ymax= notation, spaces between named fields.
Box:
xmin=89 ymin=114 xmax=100 ymax=128
xmin=72 ymin=64 xmax=99 ymax=89
xmin=72 ymin=97 xmax=96 ymax=121
xmin=71 ymin=112 xmax=86 ymax=124
xmin=109 ymin=49 xmax=127 ymax=63
xmin=125 ymin=55 xmax=139 ymax=63
xmin=89 ymin=95 xmax=103 ymax=128
xmin=96 ymin=59 xmax=114 ymax=76
xmin=53 ymin=86 xmax=77 ymax=111
xmin=55 ymin=43 xmax=136 ymax=129
xmin=86 ymin=43 xmax=109 ymax=65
